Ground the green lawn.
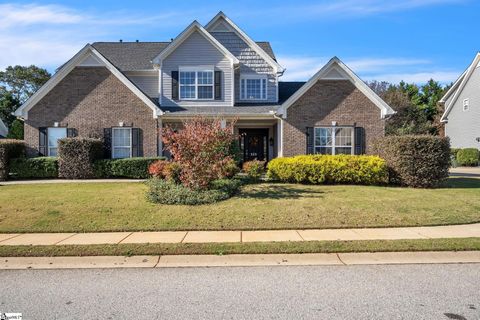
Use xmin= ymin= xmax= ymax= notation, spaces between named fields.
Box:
xmin=0 ymin=177 xmax=479 ymax=233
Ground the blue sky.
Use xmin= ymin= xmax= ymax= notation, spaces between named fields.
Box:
xmin=0 ymin=0 xmax=478 ymax=84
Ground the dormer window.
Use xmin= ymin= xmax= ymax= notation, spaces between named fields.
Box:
xmin=179 ymin=67 xmax=214 ymax=100
xmin=240 ymin=75 xmax=267 ymax=100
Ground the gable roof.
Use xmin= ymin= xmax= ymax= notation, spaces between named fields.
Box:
xmin=440 ymin=52 xmax=480 ymax=122
xmin=14 ymin=45 xmax=163 ymax=120
xmin=152 ymin=21 xmax=239 ymax=66
xmin=278 ymin=57 xmax=396 ymax=118
xmin=0 ymin=118 xmax=8 ymax=138
xmin=205 ymin=11 xmax=284 ymax=73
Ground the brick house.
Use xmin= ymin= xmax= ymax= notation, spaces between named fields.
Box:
xmin=14 ymin=12 xmax=395 ymax=162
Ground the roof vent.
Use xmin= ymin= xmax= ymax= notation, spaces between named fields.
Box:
xmin=136 ymin=40 xmax=139 ymax=43
xmin=119 ymin=39 xmax=123 ymax=43
xmin=170 ymin=38 xmax=174 ymax=42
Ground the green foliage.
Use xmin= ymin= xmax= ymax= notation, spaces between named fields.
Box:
xmin=6 ymin=119 xmax=24 ymax=139
xmin=0 ymin=92 xmax=20 ymax=129
xmin=0 ymin=65 xmax=51 ymax=103
xmin=9 ymin=157 xmax=58 ymax=179
xmin=163 ymin=161 xmax=183 ymax=184
xmin=58 ymin=138 xmax=103 ymax=179
xmin=456 ymin=148 xmax=479 ymax=166
xmin=95 ymin=157 xmax=166 ymax=179
xmin=146 ymin=178 xmax=242 ymax=205
xmin=0 ymin=139 xmax=25 ymax=180
xmin=373 ymin=135 xmax=451 ymax=188
xmin=242 ymin=160 xmax=265 ymax=181
xmin=267 ymin=155 xmax=388 ymax=185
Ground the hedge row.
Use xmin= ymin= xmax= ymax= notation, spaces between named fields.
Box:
xmin=9 ymin=157 xmax=58 ymax=179
xmin=58 ymin=138 xmax=103 ymax=179
xmin=267 ymin=155 xmax=388 ymax=185
xmin=94 ymin=157 xmax=166 ymax=179
xmin=373 ymin=135 xmax=450 ymax=188
xmin=0 ymin=139 xmax=25 ymax=181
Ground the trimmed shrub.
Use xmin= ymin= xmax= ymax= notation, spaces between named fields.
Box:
xmin=267 ymin=155 xmax=388 ymax=185
xmin=373 ymin=135 xmax=450 ymax=188
xmin=243 ymin=160 xmax=265 ymax=181
xmin=221 ymin=158 xmax=240 ymax=178
xmin=58 ymin=138 xmax=103 ymax=179
xmin=456 ymin=148 xmax=479 ymax=167
xmin=95 ymin=157 xmax=166 ymax=179
xmin=0 ymin=139 xmax=25 ymax=181
xmin=163 ymin=161 xmax=182 ymax=184
xmin=148 ymin=159 xmax=169 ymax=178
xmin=146 ymin=178 xmax=242 ymax=205
xmin=9 ymin=157 xmax=58 ymax=179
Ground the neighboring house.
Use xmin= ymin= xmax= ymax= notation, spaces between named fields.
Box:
xmin=0 ymin=118 xmax=8 ymax=138
xmin=440 ymin=52 xmax=480 ymax=149
xmin=14 ymin=11 xmax=395 ymax=162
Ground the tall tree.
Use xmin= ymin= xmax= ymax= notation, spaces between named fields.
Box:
xmin=0 ymin=65 xmax=51 ymax=103
xmin=0 ymin=91 xmax=20 ymax=128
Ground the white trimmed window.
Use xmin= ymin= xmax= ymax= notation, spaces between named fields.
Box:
xmin=314 ymin=127 xmax=354 ymax=155
xmin=179 ymin=67 xmax=214 ymax=100
xmin=463 ymin=98 xmax=469 ymax=111
xmin=240 ymin=75 xmax=267 ymax=100
xmin=47 ymin=127 xmax=67 ymax=157
xmin=112 ymin=127 xmax=132 ymax=159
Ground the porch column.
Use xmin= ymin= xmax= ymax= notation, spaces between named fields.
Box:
xmin=277 ymin=117 xmax=283 ymax=157
xmin=157 ymin=118 xmax=163 ymax=157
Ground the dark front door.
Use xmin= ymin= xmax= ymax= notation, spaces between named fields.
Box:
xmin=239 ymin=129 xmax=269 ymax=162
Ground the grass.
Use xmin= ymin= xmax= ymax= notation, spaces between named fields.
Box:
xmin=0 ymin=238 xmax=479 ymax=257
xmin=0 ymin=177 xmax=479 ymax=233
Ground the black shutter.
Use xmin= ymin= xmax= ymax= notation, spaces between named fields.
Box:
xmin=103 ymin=128 xmax=112 ymax=159
xmin=39 ymin=127 xmax=47 ymax=156
xmin=306 ymin=127 xmax=314 ymax=155
xmin=131 ymin=128 xmax=143 ymax=157
xmin=214 ymin=71 xmax=222 ymax=100
xmin=171 ymin=71 xmax=179 ymax=100
xmin=67 ymin=128 xmax=77 ymax=137
xmin=354 ymin=127 xmax=365 ymax=155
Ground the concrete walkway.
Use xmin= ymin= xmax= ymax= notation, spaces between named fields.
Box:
xmin=1 ymin=223 xmax=479 ymax=246
xmin=1 ymin=251 xmax=480 ymax=269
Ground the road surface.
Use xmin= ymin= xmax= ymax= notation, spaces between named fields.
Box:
xmin=1 ymin=264 xmax=479 ymax=319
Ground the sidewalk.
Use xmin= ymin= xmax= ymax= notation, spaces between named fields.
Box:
xmin=1 ymin=251 xmax=480 ymax=269
xmin=1 ymin=223 xmax=479 ymax=246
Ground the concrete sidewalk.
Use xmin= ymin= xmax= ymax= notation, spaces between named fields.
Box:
xmin=1 ymin=251 xmax=480 ymax=269
xmin=1 ymin=223 xmax=479 ymax=246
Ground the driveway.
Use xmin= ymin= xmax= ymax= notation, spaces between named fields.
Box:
xmin=450 ymin=166 xmax=480 ymax=178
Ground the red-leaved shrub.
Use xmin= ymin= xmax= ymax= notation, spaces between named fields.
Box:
xmin=148 ymin=160 xmax=168 ymax=178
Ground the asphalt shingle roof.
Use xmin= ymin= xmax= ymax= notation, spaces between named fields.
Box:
xmin=92 ymin=41 xmax=277 ymax=71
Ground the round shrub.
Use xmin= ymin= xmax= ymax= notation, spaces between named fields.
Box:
xmin=267 ymin=155 xmax=388 ymax=185
xmin=58 ymin=137 xmax=103 ymax=179
xmin=243 ymin=160 xmax=265 ymax=181
xmin=0 ymin=139 xmax=25 ymax=181
xmin=456 ymin=148 xmax=479 ymax=166
xmin=9 ymin=157 xmax=58 ymax=179
xmin=148 ymin=159 xmax=169 ymax=178
xmin=146 ymin=178 xmax=242 ymax=205
xmin=163 ymin=162 xmax=182 ymax=184
xmin=373 ymin=135 xmax=450 ymax=188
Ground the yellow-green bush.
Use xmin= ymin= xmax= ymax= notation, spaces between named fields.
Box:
xmin=266 ymin=154 xmax=388 ymax=185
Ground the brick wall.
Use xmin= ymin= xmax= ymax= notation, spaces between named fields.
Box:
xmin=25 ymin=67 xmax=158 ymax=157
xmin=283 ymin=80 xmax=385 ymax=157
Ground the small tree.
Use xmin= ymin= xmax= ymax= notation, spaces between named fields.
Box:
xmin=162 ymin=117 xmax=237 ymax=190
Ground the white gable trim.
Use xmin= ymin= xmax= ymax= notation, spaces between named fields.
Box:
xmin=0 ymin=118 xmax=8 ymax=137
xmin=278 ymin=57 xmax=396 ymax=118
xmin=14 ymin=45 xmax=162 ymax=120
xmin=152 ymin=21 xmax=239 ymax=66
xmin=440 ymin=52 xmax=480 ymax=122
xmin=438 ymin=71 xmax=465 ymax=104
xmin=205 ymin=12 xmax=284 ymax=74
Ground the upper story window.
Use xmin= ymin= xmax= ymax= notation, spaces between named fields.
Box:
xmin=240 ymin=75 xmax=267 ymax=100
xmin=47 ymin=127 xmax=67 ymax=157
xmin=179 ymin=67 xmax=214 ymax=100
xmin=463 ymin=98 xmax=469 ymax=111
xmin=314 ymin=127 xmax=353 ymax=155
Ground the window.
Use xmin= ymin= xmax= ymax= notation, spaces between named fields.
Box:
xmin=47 ymin=127 xmax=67 ymax=157
xmin=112 ymin=127 xmax=132 ymax=159
xmin=240 ymin=75 xmax=267 ymax=100
xmin=314 ymin=127 xmax=353 ymax=155
xmin=179 ymin=69 xmax=214 ymax=100
xmin=463 ymin=98 xmax=469 ymax=111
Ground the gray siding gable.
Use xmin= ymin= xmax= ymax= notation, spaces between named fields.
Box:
xmin=446 ymin=64 xmax=480 ymax=148
xmin=161 ymin=30 xmax=233 ymax=107
xmin=211 ymin=32 xmax=278 ymax=103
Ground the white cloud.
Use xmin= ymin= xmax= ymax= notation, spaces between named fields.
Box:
xmin=0 ymin=4 xmax=84 ymax=28
xmin=278 ymin=55 xmax=459 ymax=84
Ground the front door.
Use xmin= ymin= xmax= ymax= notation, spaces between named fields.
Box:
xmin=239 ymin=129 xmax=269 ymax=163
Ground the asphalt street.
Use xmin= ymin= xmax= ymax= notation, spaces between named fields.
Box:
xmin=1 ymin=264 xmax=479 ymax=319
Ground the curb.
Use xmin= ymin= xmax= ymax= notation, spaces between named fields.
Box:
xmin=1 ymin=251 xmax=480 ymax=270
